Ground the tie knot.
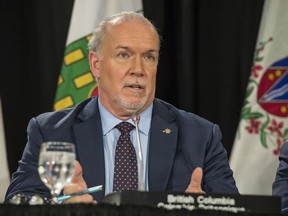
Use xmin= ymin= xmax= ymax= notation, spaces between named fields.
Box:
xmin=115 ymin=122 xmax=135 ymax=134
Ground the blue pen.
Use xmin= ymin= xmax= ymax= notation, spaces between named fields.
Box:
xmin=57 ymin=185 xmax=103 ymax=202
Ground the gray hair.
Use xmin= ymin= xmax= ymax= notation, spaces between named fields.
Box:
xmin=88 ymin=11 xmax=161 ymax=55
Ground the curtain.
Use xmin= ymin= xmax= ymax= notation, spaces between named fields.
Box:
xmin=0 ymin=0 xmax=263 ymax=174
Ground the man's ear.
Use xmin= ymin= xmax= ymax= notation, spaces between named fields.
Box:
xmin=89 ymin=51 xmax=100 ymax=78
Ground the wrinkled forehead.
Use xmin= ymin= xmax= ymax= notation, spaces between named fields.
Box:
xmin=106 ymin=19 xmax=160 ymax=47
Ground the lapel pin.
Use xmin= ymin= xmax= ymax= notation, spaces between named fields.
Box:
xmin=162 ymin=128 xmax=172 ymax=134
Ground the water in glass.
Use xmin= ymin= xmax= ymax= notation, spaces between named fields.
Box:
xmin=38 ymin=142 xmax=75 ymax=203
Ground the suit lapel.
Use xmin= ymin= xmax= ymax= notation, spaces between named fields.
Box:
xmin=148 ymin=100 xmax=178 ymax=191
xmin=71 ymin=98 xmax=178 ymax=197
xmin=73 ymin=98 xmax=105 ymax=200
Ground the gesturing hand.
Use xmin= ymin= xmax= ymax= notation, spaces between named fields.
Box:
xmin=185 ymin=167 xmax=205 ymax=194
xmin=63 ymin=160 xmax=97 ymax=204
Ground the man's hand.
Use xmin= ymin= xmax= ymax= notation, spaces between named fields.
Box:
xmin=62 ymin=160 xmax=96 ymax=204
xmin=185 ymin=167 xmax=205 ymax=193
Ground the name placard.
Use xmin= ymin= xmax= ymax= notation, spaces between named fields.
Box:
xmin=101 ymin=191 xmax=281 ymax=214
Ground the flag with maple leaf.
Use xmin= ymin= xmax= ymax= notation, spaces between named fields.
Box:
xmin=230 ymin=0 xmax=288 ymax=195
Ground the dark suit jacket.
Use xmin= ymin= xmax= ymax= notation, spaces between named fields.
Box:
xmin=273 ymin=142 xmax=288 ymax=214
xmin=6 ymin=97 xmax=238 ymax=201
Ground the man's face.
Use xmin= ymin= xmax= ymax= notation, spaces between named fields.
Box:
xmin=90 ymin=20 xmax=159 ymax=119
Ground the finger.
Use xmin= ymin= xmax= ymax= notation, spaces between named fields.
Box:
xmin=72 ymin=160 xmax=84 ymax=183
xmin=185 ymin=167 xmax=205 ymax=193
xmin=62 ymin=161 xmax=96 ymax=204
xmin=63 ymin=161 xmax=87 ymax=195
xmin=63 ymin=194 xmax=95 ymax=204
xmin=190 ymin=167 xmax=203 ymax=188
xmin=63 ymin=182 xmax=86 ymax=196
xmin=71 ymin=161 xmax=88 ymax=189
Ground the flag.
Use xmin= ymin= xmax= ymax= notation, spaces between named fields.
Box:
xmin=230 ymin=0 xmax=288 ymax=195
xmin=54 ymin=0 xmax=142 ymax=110
xmin=0 ymin=98 xmax=10 ymax=202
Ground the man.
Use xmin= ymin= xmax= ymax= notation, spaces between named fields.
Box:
xmin=273 ymin=142 xmax=288 ymax=214
xmin=6 ymin=11 xmax=238 ymax=203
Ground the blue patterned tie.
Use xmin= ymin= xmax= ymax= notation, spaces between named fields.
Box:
xmin=113 ymin=122 xmax=138 ymax=192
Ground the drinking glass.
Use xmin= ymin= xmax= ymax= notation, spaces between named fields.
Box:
xmin=38 ymin=142 xmax=75 ymax=203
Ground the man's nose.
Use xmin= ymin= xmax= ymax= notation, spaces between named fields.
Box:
xmin=130 ymin=56 xmax=144 ymax=76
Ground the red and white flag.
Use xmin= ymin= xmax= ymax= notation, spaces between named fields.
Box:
xmin=230 ymin=0 xmax=288 ymax=195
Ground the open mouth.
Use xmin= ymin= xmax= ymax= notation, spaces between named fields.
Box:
xmin=128 ymin=84 xmax=143 ymax=90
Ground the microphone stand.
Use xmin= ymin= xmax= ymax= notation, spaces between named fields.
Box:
xmin=132 ymin=114 xmax=145 ymax=191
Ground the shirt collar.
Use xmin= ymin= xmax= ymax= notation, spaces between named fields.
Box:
xmin=98 ymin=99 xmax=153 ymax=136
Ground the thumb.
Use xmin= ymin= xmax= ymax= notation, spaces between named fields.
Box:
xmin=185 ymin=167 xmax=205 ymax=193
xmin=71 ymin=160 xmax=85 ymax=185
xmin=64 ymin=160 xmax=87 ymax=196
xmin=74 ymin=160 xmax=82 ymax=177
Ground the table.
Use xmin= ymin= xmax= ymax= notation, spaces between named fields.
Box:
xmin=0 ymin=203 xmax=284 ymax=216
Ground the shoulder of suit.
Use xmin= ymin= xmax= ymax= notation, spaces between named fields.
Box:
xmin=35 ymin=97 xmax=94 ymax=125
xmin=155 ymin=98 xmax=214 ymax=126
xmin=280 ymin=142 xmax=288 ymax=154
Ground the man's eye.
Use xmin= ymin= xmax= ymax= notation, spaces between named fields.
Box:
xmin=118 ymin=53 xmax=129 ymax=58
xmin=144 ymin=55 xmax=156 ymax=61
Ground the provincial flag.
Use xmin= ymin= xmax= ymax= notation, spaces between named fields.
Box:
xmin=0 ymin=98 xmax=10 ymax=202
xmin=54 ymin=0 xmax=142 ymax=110
xmin=230 ymin=0 xmax=288 ymax=195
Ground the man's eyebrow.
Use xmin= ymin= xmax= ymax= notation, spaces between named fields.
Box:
xmin=115 ymin=46 xmax=129 ymax=50
xmin=146 ymin=49 xmax=158 ymax=53
xmin=115 ymin=46 xmax=158 ymax=53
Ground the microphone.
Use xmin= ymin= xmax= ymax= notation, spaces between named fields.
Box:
xmin=132 ymin=113 xmax=145 ymax=191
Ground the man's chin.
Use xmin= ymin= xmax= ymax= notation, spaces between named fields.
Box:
xmin=121 ymin=100 xmax=146 ymax=114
